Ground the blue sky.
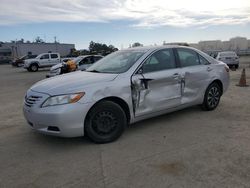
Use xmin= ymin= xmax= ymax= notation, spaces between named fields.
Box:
xmin=0 ymin=0 xmax=250 ymax=49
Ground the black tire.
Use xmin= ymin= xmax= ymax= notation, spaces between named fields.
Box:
xmin=29 ymin=64 xmax=38 ymax=72
xmin=85 ymin=101 xmax=127 ymax=143
xmin=235 ymin=64 xmax=239 ymax=69
xmin=202 ymin=82 xmax=222 ymax=111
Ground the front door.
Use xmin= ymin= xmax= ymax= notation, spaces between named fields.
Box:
xmin=78 ymin=56 xmax=94 ymax=70
xmin=131 ymin=48 xmax=182 ymax=117
xmin=39 ymin=54 xmax=50 ymax=67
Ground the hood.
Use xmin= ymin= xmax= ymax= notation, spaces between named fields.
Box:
xmin=30 ymin=71 xmax=118 ymax=95
xmin=25 ymin=58 xmax=37 ymax=63
xmin=51 ymin=63 xmax=63 ymax=70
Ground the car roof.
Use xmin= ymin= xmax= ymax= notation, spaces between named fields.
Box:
xmin=218 ymin=51 xmax=237 ymax=56
xmin=218 ymin=51 xmax=236 ymax=54
xmin=77 ymin=55 xmax=103 ymax=58
xmin=121 ymin=45 xmax=199 ymax=53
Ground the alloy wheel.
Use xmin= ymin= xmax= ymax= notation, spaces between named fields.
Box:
xmin=207 ymin=86 xmax=220 ymax=108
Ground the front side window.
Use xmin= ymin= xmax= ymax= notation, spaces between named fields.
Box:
xmin=79 ymin=57 xmax=93 ymax=65
xmin=199 ymin=54 xmax=210 ymax=65
xmin=142 ymin=49 xmax=176 ymax=73
xmin=41 ymin=54 xmax=49 ymax=59
xmin=177 ymin=48 xmax=200 ymax=67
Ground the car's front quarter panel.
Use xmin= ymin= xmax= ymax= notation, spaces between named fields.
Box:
xmin=23 ymin=89 xmax=95 ymax=137
xmin=77 ymin=74 xmax=134 ymax=122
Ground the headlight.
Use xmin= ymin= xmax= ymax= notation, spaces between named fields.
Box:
xmin=41 ymin=92 xmax=85 ymax=107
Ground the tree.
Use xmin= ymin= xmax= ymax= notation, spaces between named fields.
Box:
xmin=132 ymin=42 xmax=143 ymax=48
xmin=88 ymin=41 xmax=118 ymax=56
xmin=68 ymin=48 xmax=80 ymax=57
xmin=34 ymin=36 xmax=44 ymax=43
xmin=80 ymin=49 xmax=90 ymax=55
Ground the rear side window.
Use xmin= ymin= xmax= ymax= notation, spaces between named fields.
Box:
xmin=177 ymin=48 xmax=200 ymax=67
xmin=142 ymin=49 xmax=176 ymax=73
xmin=51 ymin=54 xmax=58 ymax=59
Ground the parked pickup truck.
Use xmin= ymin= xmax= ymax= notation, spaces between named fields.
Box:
xmin=24 ymin=53 xmax=61 ymax=72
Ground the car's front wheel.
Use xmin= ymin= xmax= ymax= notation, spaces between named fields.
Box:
xmin=202 ymin=82 xmax=222 ymax=111
xmin=85 ymin=101 xmax=127 ymax=143
xmin=29 ymin=64 xmax=38 ymax=72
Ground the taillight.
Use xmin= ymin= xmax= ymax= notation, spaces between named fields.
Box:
xmin=224 ymin=65 xmax=229 ymax=72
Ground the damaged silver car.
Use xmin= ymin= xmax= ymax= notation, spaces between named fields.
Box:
xmin=23 ymin=46 xmax=230 ymax=143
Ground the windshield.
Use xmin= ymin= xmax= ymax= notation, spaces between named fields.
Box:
xmin=86 ymin=50 xmax=147 ymax=73
xmin=74 ymin=56 xmax=85 ymax=64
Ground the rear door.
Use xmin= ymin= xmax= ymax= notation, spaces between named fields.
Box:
xmin=131 ymin=48 xmax=182 ymax=117
xmin=50 ymin=53 xmax=60 ymax=66
xmin=175 ymin=48 xmax=212 ymax=104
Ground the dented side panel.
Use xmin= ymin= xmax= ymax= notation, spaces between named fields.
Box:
xmin=180 ymin=65 xmax=213 ymax=104
xmin=132 ymin=69 xmax=182 ymax=117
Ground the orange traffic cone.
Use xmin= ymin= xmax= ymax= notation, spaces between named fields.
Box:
xmin=236 ymin=68 xmax=249 ymax=87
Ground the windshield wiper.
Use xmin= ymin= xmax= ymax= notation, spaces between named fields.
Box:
xmin=87 ymin=69 xmax=100 ymax=73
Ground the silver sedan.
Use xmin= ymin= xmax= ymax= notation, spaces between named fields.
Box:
xmin=23 ymin=46 xmax=230 ymax=143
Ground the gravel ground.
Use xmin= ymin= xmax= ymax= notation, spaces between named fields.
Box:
xmin=0 ymin=59 xmax=250 ymax=188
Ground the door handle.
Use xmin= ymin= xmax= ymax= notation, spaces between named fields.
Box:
xmin=139 ymin=78 xmax=154 ymax=89
xmin=172 ymin=73 xmax=180 ymax=79
xmin=207 ymin=67 xmax=212 ymax=72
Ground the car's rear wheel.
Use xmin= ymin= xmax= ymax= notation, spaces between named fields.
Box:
xmin=202 ymin=82 xmax=222 ymax=111
xmin=85 ymin=101 xmax=126 ymax=143
xmin=29 ymin=64 xmax=38 ymax=72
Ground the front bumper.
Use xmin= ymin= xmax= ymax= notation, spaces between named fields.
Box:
xmin=46 ymin=68 xmax=61 ymax=78
xmin=23 ymin=90 xmax=94 ymax=137
xmin=23 ymin=64 xmax=29 ymax=68
xmin=223 ymin=60 xmax=239 ymax=65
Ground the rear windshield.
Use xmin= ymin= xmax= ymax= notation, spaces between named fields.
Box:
xmin=219 ymin=52 xmax=237 ymax=57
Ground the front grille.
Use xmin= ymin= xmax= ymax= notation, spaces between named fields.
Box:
xmin=25 ymin=95 xmax=42 ymax=107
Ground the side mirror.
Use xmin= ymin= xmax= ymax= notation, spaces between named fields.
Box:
xmin=137 ymin=67 xmax=143 ymax=74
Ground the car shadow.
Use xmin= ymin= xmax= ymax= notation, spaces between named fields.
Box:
xmin=28 ymin=105 xmax=204 ymax=147
xmin=30 ymin=132 xmax=95 ymax=147
xmin=16 ymin=68 xmax=51 ymax=73
xmin=127 ymin=105 xmax=203 ymax=132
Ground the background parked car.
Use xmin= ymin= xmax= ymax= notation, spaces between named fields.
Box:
xmin=216 ymin=51 xmax=239 ymax=68
xmin=46 ymin=55 xmax=103 ymax=77
xmin=24 ymin=53 xmax=61 ymax=72
xmin=12 ymin=54 xmax=37 ymax=67
xmin=61 ymin=57 xmax=75 ymax=63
